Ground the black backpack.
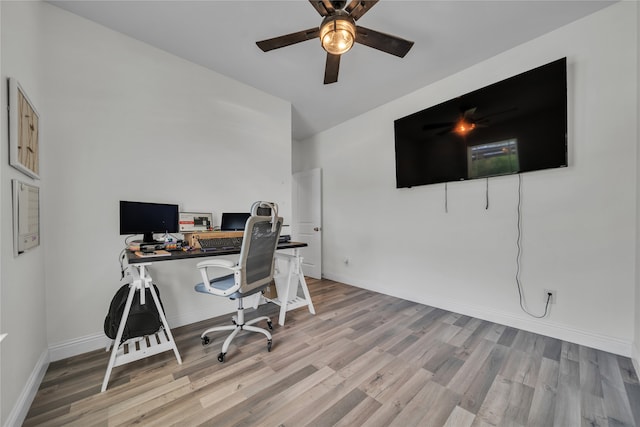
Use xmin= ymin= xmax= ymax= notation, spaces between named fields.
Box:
xmin=104 ymin=283 xmax=164 ymax=343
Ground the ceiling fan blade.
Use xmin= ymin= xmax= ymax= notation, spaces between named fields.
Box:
xmin=324 ymin=53 xmax=341 ymax=84
xmin=355 ymin=26 xmax=414 ymax=58
xmin=475 ymin=106 xmax=518 ymax=122
xmin=345 ymin=0 xmax=379 ymax=21
xmin=256 ymin=28 xmax=320 ymax=52
xmin=462 ymin=107 xmax=477 ymax=119
xmin=309 ymin=0 xmax=332 ymax=16
xmin=437 ymin=128 xmax=454 ymax=136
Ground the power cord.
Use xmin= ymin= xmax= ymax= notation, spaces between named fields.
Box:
xmin=444 ymin=182 xmax=448 ymax=213
xmin=119 ymin=235 xmax=137 ymax=280
xmin=445 ymin=178 xmax=490 ymax=211
xmin=515 ymin=174 xmax=552 ymax=318
xmin=485 ymin=177 xmax=489 ymax=210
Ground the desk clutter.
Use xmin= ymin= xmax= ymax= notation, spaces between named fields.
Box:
xmin=182 ymin=231 xmax=290 ymax=251
xmin=184 ymin=231 xmax=244 ymax=249
xmin=128 ymin=241 xmax=186 ymax=252
xmin=126 ymin=233 xmax=290 ymax=259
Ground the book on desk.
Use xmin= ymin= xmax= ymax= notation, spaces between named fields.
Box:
xmin=134 ymin=250 xmax=171 ymax=258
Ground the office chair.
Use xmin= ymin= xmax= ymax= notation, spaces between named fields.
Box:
xmin=194 ymin=202 xmax=282 ymax=362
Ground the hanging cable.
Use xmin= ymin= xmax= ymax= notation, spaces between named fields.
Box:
xmin=485 ymin=177 xmax=489 ymax=210
xmin=515 ymin=174 xmax=551 ymax=318
xmin=119 ymin=235 xmax=138 ymax=280
xmin=444 ymin=182 xmax=448 ymax=213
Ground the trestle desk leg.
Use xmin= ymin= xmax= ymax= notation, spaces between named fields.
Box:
xmin=101 ymin=279 xmax=138 ymax=392
xmin=101 ymin=264 xmax=182 ymax=392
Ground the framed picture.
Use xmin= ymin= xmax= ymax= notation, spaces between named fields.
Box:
xmin=8 ymin=78 xmax=40 ymax=179
xmin=12 ymin=179 xmax=40 ymax=256
xmin=179 ymin=212 xmax=214 ymax=232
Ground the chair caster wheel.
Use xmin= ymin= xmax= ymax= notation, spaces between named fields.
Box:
xmin=218 ymin=352 xmax=226 ymax=363
xmin=267 ymin=321 xmax=273 ymax=330
xmin=201 ymin=336 xmax=210 ymax=346
xmin=267 ymin=339 xmax=272 ymax=352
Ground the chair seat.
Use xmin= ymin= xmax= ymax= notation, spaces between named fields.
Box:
xmin=195 ymin=273 xmax=238 ymax=297
xmin=195 ymin=274 xmax=265 ymax=299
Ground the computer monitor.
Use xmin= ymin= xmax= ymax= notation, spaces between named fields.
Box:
xmin=120 ymin=200 xmax=179 ymax=243
xmin=220 ymin=212 xmax=251 ymax=231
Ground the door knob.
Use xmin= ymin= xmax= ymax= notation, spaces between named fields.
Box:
xmin=313 ymin=227 xmax=320 ymax=232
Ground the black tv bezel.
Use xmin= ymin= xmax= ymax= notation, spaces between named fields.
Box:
xmin=394 ymin=58 xmax=568 ymax=188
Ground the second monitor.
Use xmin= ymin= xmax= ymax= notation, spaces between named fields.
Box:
xmin=220 ymin=212 xmax=251 ymax=231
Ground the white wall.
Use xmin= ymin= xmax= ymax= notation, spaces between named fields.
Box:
xmin=1 ymin=1 xmax=292 ymax=425
xmin=297 ymin=1 xmax=638 ymax=357
xmin=1 ymin=3 xmax=49 ymax=425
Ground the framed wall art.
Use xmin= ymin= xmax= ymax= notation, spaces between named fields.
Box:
xmin=8 ymin=77 xmax=40 ymax=179
xmin=12 ymin=179 xmax=40 ymax=256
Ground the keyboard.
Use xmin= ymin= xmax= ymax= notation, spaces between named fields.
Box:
xmin=198 ymin=237 xmax=243 ymax=251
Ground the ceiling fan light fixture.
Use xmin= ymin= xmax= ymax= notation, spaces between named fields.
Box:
xmin=320 ymin=14 xmax=356 ymax=55
xmin=454 ymin=119 xmax=476 ymax=135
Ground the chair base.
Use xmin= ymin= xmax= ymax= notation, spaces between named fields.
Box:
xmin=200 ymin=299 xmax=273 ymax=362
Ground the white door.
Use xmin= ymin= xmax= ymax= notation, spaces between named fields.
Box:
xmin=292 ymin=168 xmax=322 ymax=279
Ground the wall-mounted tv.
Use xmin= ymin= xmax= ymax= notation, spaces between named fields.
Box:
xmin=394 ymin=58 xmax=567 ymax=188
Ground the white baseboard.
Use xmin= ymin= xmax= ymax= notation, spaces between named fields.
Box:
xmin=48 ymin=333 xmax=109 ymax=362
xmin=324 ymin=272 xmax=633 ymax=357
xmin=4 ymin=349 xmax=49 ymax=427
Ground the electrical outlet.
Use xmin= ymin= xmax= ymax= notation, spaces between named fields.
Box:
xmin=544 ymin=289 xmax=556 ymax=304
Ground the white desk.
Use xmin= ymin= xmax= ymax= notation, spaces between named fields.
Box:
xmin=101 ymin=242 xmax=313 ymax=392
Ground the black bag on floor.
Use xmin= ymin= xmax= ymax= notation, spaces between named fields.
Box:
xmin=104 ymin=283 xmax=164 ymax=343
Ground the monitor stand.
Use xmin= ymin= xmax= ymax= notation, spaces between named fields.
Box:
xmin=141 ymin=232 xmax=161 ymax=245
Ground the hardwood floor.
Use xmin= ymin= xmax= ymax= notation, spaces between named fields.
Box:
xmin=24 ymin=278 xmax=640 ymax=426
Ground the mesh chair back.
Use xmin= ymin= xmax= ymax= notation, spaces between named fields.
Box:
xmin=236 ymin=215 xmax=283 ymax=295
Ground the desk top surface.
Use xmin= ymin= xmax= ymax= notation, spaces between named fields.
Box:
xmin=126 ymin=241 xmax=307 ymax=264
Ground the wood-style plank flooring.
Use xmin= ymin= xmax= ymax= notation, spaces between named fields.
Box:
xmin=25 ymin=278 xmax=640 ymax=426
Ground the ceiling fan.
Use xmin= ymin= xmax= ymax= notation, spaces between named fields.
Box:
xmin=256 ymin=0 xmax=414 ymax=84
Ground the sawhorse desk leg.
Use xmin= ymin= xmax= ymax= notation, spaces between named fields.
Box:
xmin=273 ymin=249 xmax=316 ymax=326
xmin=102 ymin=263 xmax=182 ymax=392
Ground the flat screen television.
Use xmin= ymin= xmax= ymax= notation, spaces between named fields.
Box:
xmin=220 ymin=212 xmax=251 ymax=231
xmin=120 ymin=200 xmax=179 ymax=243
xmin=394 ymin=57 xmax=567 ymax=188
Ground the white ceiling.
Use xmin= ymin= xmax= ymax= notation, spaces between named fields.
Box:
xmin=49 ymin=0 xmax=615 ymax=141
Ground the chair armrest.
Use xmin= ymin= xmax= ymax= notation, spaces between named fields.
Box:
xmin=197 ymin=259 xmax=240 ymax=296
xmin=196 ymin=259 xmax=236 ymax=269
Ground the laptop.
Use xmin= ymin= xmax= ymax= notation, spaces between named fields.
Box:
xmin=220 ymin=212 xmax=251 ymax=231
